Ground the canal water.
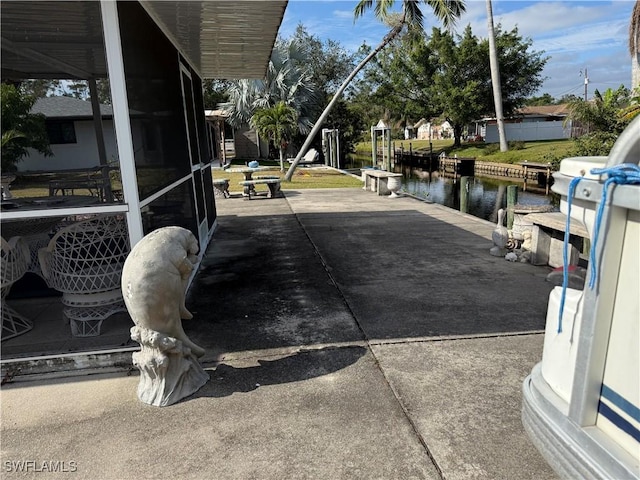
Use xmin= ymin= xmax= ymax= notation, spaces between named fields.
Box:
xmin=346 ymin=155 xmax=557 ymax=224
xmin=399 ymin=169 xmax=557 ymax=223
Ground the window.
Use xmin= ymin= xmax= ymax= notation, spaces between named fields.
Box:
xmin=46 ymin=120 xmax=77 ymax=144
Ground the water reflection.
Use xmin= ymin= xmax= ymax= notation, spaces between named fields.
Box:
xmin=346 ymin=153 xmax=557 ymax=224
xmin=400 ymin=168 xmax=557 ymax=223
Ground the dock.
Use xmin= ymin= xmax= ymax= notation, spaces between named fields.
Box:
xmin=1 ymin=188 xmax=558 ymax=480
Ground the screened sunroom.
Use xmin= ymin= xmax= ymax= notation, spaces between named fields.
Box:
xmin=1 ymin=1 xmax=286 ymax=364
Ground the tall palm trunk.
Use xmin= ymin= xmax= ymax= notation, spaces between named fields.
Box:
xmin=631 ymin=0 xmax=640 ymax=90
xmin=284 ymin=24 xmax=403 ymax=181
xmin=486 ymin=0 xmax=508 ymax=152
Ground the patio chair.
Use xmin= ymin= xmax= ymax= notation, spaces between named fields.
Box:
xmin=38 ymin=214 xmax=130 ymax=337
xmin=1 ymin=236 xmax=33 ymax=341
xmin=287 ymin=148 xmax=319 ymax=165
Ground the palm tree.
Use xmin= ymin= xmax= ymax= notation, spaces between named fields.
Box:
xmin=486 ymin=0 xmax=508 ymax=152
xmin=222 ymin=40 xmax=320 ymax=134
xmin=566 ymin=85 xmax=629 ymax=134
xmin=251 ymin=102 xmax=298 ymax=172
xmin=618 ymin=91 xmax=640 ymax=123
xmin=284 ymin=0 xmax=466 ymax=181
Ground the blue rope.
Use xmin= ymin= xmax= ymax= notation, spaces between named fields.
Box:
xmin=557 ymin=163 xmax=640 ymax=333
xmin=558 ymin=176 xmax=583 ymax=333
xmin=586 ymin=163 xmax=640 ymax=289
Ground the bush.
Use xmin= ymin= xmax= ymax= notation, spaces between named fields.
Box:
xmin=484 ymin=143 xmax=499 ymax=154
xmin=508 ymin=140 xmax=525 ymax=150
xmin=542 ymin=152 xmax=564 ymax=171
xmin=572 ymin=131 xmax=618 ymax=157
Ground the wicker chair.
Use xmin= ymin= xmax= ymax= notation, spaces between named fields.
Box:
xmin=38 ymin=215 xmax=130 ymax=337
xmin=1 ymin=236 xmax=32 ymax=341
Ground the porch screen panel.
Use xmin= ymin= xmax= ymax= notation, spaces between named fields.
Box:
xmin=191 ymin=73 xmax=211 ymax=164
xmin=1 ymin=1 xmax=123 ymax=207
xmin=117 ymin=1 xmax=190 ymax=200
xmin=193 ymin=170 xmax=206 ymax=226
xmin=203 ymin=164 xmax=216 ymax=226
xmin=140 ymin=179 xmax=197 ymax=239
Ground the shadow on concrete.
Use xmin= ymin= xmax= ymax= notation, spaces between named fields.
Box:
xmin=295 ymin=209 xmax=553 ymax=340
xmin=185 ymin=205 xmax=552 ymax=357
xmin=190 ymin=345 xmax=367 ymax=399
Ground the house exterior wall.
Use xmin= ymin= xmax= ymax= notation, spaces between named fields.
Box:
xmin=485 ymin=120 xmax=571 ymax=143
xmin=233 ymin=125 xmax=260 ymax=160
xmin=19 ymin=120 xmax=119 ymax=172
xmin=416 ymin=122 xmax=453 ymax=140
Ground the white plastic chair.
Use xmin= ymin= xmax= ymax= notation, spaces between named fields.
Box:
xmin=287 ymin=148 xmax=320 ymax=165
xmin=38 ymin=215 xmax=130 ymax=337
xmin=1 ymin=236 xmax=32 ymax=341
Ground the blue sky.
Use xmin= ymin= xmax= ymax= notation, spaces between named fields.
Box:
xmin=279 ymin=0 xmax=635 ymax=100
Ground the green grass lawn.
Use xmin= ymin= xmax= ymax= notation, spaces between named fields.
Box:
xmin=7 ymin=165 xmax=360 ymax=200
xmin=449 ymin=140 xmax=575 ymax=164
xmin=214 ymin=166 xmax=362 ymax=194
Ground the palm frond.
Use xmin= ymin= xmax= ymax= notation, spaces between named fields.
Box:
xmin=425 ymin=0 xmax=465 ymax=30
xmin=354 ymin=0 xmax=375 ymax=20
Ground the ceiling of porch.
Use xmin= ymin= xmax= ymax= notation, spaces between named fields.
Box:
xmin=1 ymin=0 xmax=287 ymax=81
xmin=140 ymin=1 xmax=288 ymax=79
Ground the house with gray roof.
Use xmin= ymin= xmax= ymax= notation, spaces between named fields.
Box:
xmin=21 ymin=96 xmax=121 ymax=171
xmin=483 ymin=104 xmax=573 ymax=143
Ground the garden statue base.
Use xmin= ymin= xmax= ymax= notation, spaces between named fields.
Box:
xmin=131 ymin=326 xmax=209 ymax=407
xmin=122 ymin=226 xmax=208 ymax=407
xmin=1 ymin=173 xmax=17 ymax=199
xmin=489 ymin=245 xmax=508 ymax=257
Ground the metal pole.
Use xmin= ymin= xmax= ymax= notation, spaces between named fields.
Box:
xmin=584 ymin=67 xmax=588 ymax=101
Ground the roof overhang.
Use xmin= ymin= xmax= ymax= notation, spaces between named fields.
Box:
xmin=1 ymin=1 xmax=287 ymax=81
xmin=139 ymin=1 xmax=287 ymax=79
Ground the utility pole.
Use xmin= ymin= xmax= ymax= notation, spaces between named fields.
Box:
xmin=583 ymin=67 xmax=589 ymax=101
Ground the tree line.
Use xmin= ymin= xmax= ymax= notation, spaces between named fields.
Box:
xmin=5 ymin=0 xmax=638 ymax=174
xmin=206 ymin=21 xmax=548 ymax=164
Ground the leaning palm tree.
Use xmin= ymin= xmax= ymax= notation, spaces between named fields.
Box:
xmin=251 ymin=102 xmax=298 ymax=172
xmin=486 ymin=0 xmax=508 ymax=152
xmin=284 ymin=0 xmax=466 ymax=181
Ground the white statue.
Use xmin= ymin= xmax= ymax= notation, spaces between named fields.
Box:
xmin=122 ymin=227 xmax=208 ymax=406
xmin=490 ymin=208 xmax=510 ymax=257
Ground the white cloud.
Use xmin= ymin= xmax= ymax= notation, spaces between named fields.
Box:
xmin=333 ymin=9 xmax=355 ymax=20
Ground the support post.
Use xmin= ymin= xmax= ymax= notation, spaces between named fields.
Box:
xmin=386 ymin=128 xmax=392 ymax=171
xmin=507 ymin=185 xmax=518 ymax=230
xmin=371 ymin=127 xmax=377 ymax=167
xmin=460 ymin=176 xmax=470 ymax=214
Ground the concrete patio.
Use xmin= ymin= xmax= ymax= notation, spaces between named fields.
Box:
xmin=1 ymin=187 xmax=558 ymax=479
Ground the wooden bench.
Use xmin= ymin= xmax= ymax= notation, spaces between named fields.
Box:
xmin=525 ymin=211 xmax=589 ymax=267
xmin=212 ymin=178 xmax=230 ymax=198
xmin=48 ymin=167 xmax=118 ymax=202
xmin=49 ymin=177 xmax=111 ymax=201
xmin=239 ymin=178 xmax=281 ymax=199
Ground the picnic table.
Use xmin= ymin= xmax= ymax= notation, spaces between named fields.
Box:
xmin=226 ymin=166 xmax=273 ymax=196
